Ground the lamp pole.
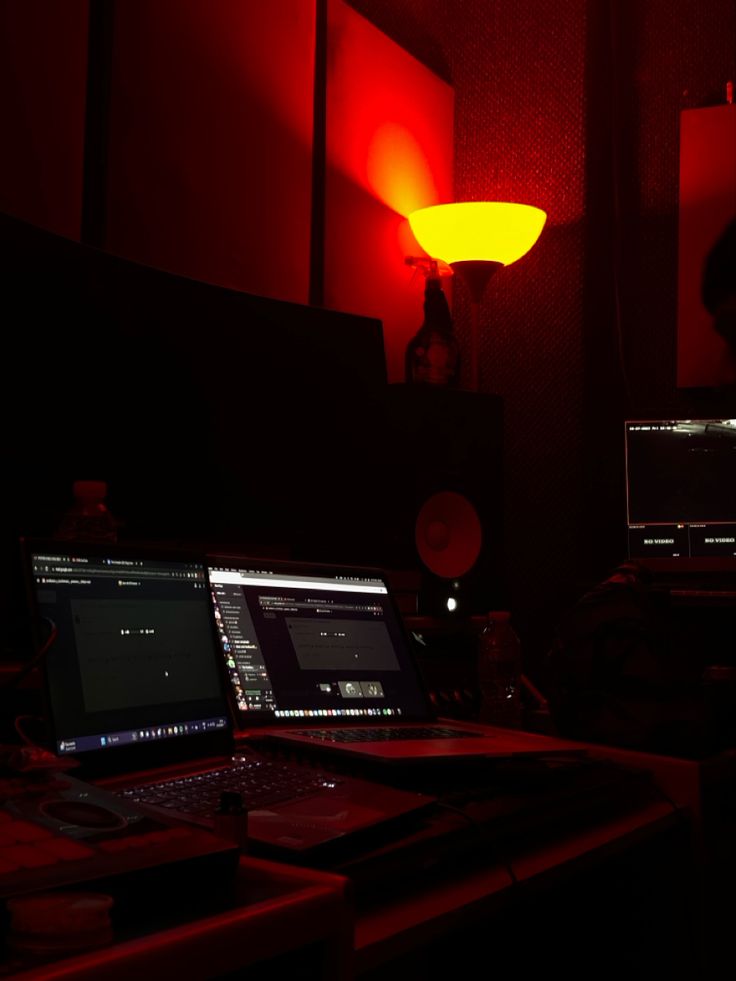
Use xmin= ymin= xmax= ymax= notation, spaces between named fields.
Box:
xmin=451 ymin=260 xmax=502 ymax=392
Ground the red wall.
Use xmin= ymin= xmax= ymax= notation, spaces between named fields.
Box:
xmin=0 ymin=0 xmax=88 ymax=239
xmin=105 ymin=0 xmax=315 ymax=303
xmin=323 ymin=0 xmax=454 ymax=382
xmin=0 ymin=1 xmax=316 ymax=303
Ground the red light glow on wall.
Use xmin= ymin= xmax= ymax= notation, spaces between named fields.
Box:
xmin=324 ymin=0 xmax=454 ymax=382
xmin=365 ymin=123 xmax=441 ymax=218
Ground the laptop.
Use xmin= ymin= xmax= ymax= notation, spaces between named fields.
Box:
xmin=21 ymin=540 xmax=433 ymax=855
xmin=624 ymin=418 xmax=736 ymax=583
xmin=206 ymin=555 xmax=583 ymax=764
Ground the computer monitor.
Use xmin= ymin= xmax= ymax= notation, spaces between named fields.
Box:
xmin=625 ymin=419 xmax=736 ymax=567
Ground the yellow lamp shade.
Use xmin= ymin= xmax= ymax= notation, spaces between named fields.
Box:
xmin=408 ymin=202 xmax=547 ymax=266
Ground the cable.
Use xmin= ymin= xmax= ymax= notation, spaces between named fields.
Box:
xmin=434 ymin=799 xmax=482 ymax=829
xmin=1 ymin=619 xmax=65 ymax=766
xmin=13 ymin=715 xmax=46 ymax=747
xmin=1 ymin=618 xmax=57 ymax=691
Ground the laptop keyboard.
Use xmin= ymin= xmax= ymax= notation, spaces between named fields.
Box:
xmin=290 ymin=726 xmax=482 ymax=743
xmin=121 ymin=756 xmax=343 ymax=817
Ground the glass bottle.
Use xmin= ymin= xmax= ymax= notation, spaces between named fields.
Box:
xmin=405 ymin=265 xmax=460 ymax=386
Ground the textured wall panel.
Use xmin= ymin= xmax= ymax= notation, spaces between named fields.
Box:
xmin=448 ymin=0 xmax=587 ymax=663
xmin=353 ymin=0 xmax=588 ymax=663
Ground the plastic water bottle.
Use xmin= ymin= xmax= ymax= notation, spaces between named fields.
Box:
xmin=54 ymin=481 xmax=118 ymax=543
xmin=477 ymin=611 xmax=523 ymax=728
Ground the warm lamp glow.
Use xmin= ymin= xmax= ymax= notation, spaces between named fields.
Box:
xmin=408 ymin=202 xmax=547 ymax=266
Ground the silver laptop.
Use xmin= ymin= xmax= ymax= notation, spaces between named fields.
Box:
xmin=207 ymin=556 xmax=582 ymax=764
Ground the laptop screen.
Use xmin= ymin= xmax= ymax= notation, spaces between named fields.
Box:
xmin=207 ymin=560 xmax=431 ymax=723
xmin=625 ymin=419 xmax=736 ymax=562
xmin=27 ymin=545 xmax=229 ymax=757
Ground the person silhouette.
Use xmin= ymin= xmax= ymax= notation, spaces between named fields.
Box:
xmin=702 ymin=215 xmax=736 ymax=376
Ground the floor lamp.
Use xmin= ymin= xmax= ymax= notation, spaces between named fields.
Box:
xmin=408 ymin=202 xmax=547 ymax=391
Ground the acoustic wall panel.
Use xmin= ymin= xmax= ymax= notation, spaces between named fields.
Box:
xmin=324 ymin=0 xmax=454 ymax=382
xmin=677 ymin=104 xmax=736 ymax=387
xmin=105 ymin=0 xmax=315 ymax=304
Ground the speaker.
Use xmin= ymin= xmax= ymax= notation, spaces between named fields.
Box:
xmin=378 ymin=384 xmax=505 ymax=616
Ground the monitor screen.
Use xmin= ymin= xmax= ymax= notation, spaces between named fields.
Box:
xmin=28 ymin=546 xmax=229 ymax=756
xmin=207 ymin=560 xmax=430 ymax=723
xmin=625 ymin=419 xmax=736 ymax=561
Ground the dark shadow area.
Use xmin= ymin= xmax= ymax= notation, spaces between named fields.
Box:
xmin=0 ymin=212 xmax=389 ymax=656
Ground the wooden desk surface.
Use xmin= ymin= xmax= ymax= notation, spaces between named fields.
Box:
xmin=354 ymin=797 xmax=680 ymax=974
xmin=0 ymin=726 xmax=706 ymax=981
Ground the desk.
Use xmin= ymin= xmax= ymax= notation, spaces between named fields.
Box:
xmin=583 ymin=741 xmax=736 ymax=979
xmin=1 ymin=857 xmax=352 ymax=981
xmin=0 ymin=777 xmax=694 ymax=981
xmin=0 ymin=729 xmax=703 ymax=981
xmin=354 ymin=798 xmax=692 ymax=980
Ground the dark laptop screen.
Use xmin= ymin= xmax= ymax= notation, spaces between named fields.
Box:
xmin=625 ymin=419 xmax=736 ymax=561
xmin=28 ymin=546 xmax=229 ymax=756
xmin=207 ymin=562 xmax=430 ymax=723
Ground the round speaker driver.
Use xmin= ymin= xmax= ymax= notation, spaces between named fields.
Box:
xmin=415 ymin=491 xmax=482 ymax=578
